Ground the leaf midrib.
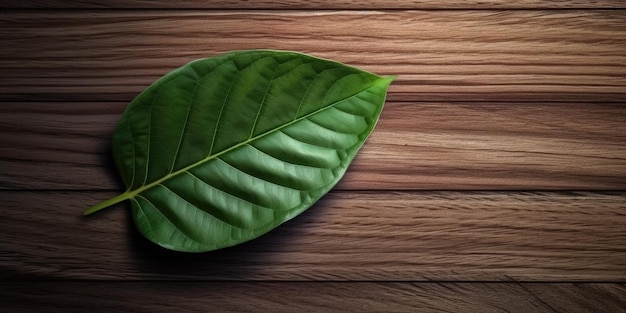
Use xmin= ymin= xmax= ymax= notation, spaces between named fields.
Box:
xmin=84 ymin=77 xmax=386 ymax=215
xmin=133 ymin=81 xmax=381 ymax=195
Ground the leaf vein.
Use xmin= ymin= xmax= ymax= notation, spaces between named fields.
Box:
xmin=125 ymin=113 xmax=137 ymax=190
xmin=132 ymin=197 xmax=155 ymax=236
xmin=248 ymin=62 xmax=279 ymax=139
xmin=306 ymin=116 xmax=358 ymax=135
xmin=141 ymin=82 xmax=169 ymax=186
xmin=208 ymin=61 xmax=239 ymax=156
xmin=332 ymin=101 xmax=367 ymax=117
xmin=169 ymin=82 xmax=198 ymax=173
xmin=158 ymin=180 xmax=248 ymax=230
xmin=218 ymin=153 xmax=305 ymax=191
xmin=185 ymin=169 xmax=285 ymax=212
xmin=292 ymin=65 xmax=319 ymax=120
xmin=137 ymin=192 xmax=203 ymax=244
xmin=247 ymin=142 xmax=332 ymax=170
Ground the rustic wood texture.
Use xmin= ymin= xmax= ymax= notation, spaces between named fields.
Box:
xmin=1 ymin=2 xmax=625 ymax=312
xmin=1 ymin=11 xmax=625 ymax=102
xmin=2 ymin=0 xmax=625 ymax=9
xmin=2 ymin=282 xmax=625 ymax=313
xmin=2 ymin=101 xmax=626 ymax=190
xmin=2 ymin=191 xmax=625 ymax=281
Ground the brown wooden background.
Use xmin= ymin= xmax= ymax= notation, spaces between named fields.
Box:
xmin=1 ymin=1 xmax=625 ymax=312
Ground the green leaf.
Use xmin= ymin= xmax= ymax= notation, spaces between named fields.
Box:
xmin=85 ymin=50 xmax=394 ymax=252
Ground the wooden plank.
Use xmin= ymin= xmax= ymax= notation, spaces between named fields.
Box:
xmin=1 ymin=282 xmax=624 ymax=313
xmin=1 ymin=11 xmax=625 ymax=102
xmin=2 ymin=191 xmax=624 ymax=281
xmin=1 ymin=0 xmax=624 ymax=9
xmin=524 ymin=283 xmax=626 ymax=312
xmin=2 ymin=102 xmax=625 ymax=190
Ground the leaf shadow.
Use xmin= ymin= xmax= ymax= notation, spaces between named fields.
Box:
xmin=125 ymin=197 xmax=334 ymax=280
xmin=98 ymin=136 xmax=126 ymax=192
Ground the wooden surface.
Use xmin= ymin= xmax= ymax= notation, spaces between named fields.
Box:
xmin=1 ymin=1 xmax=625 ymax=312
xmin=3 ymin=0 xmax=626 ymax=9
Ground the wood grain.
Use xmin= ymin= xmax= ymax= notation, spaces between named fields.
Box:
xmin=2 ymin=101 xmax=625 ymax=190
xmin=1 ymin=11 xmax=625 ymax=102
xmin=2 ymin=3 xmax=626 ymax=311
xmin=2 ymin=0 xmax=625 ymax=9
xmin=2 ymin=191 xmax=624 ymax=281
xmin=1 ymin=282 xmax=624 ymax=313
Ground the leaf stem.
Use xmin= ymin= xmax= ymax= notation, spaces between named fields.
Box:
xmin=83 ymin=192 xmax=131 ymax=215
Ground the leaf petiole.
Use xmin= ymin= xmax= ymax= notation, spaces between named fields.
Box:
xmin=83 ymin=192 xmax=131 ymax=215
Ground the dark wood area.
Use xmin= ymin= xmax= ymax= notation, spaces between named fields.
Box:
xmin=1 ymin=1 xmax=625 ymax=312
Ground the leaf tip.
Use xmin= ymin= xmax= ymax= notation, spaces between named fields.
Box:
xmin=376 ymin=75 xmax=397 ymax=87
xmin=385 ymin=75 xmax=399 ymax=82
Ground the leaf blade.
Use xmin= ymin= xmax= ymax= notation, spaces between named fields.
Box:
xmin=86 ymin=50 xmax=394 ymax=252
